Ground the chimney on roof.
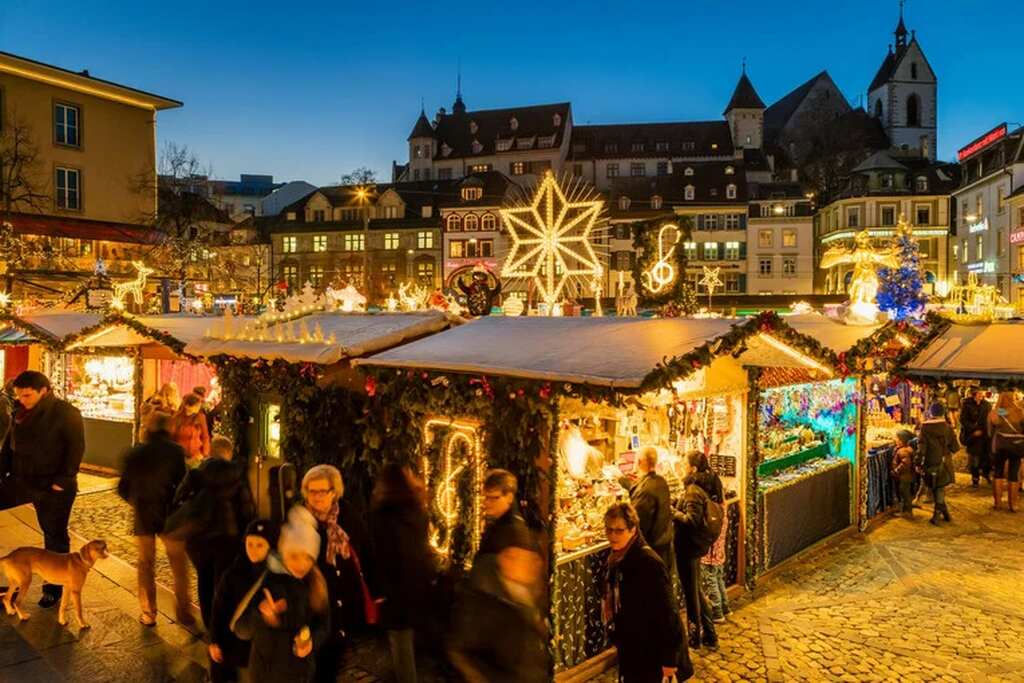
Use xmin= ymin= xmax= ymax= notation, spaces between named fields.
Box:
xmin=80 ymin=69 xmax=90 ymax=77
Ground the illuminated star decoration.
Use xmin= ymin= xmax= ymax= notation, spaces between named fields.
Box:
xmin=500 ymin=172 xmax=604 ymax=313
xmin=699 ymin=266 xmax=723 ymax=309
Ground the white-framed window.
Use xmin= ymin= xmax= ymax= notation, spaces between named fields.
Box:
xmin=281 ymin=236 xmax=297 ymax=253
xmin=511 ymin=161 xmax=526 ymax=176
xmin=759 ymin=257 xmax=773 ymax=276
xmin=847 ymin=207 xmax=860 ymax=228
xmin=758 ymin=229 xmax=773 ymax=248
xmin=651 ymin=195 xmax=663 ymax=210
xmin=618 ymin=196 xmax=631 ymax=210
xmin=881 ymin=173 xmax=894 ymax=189
xmin=496 ymin=139 xmax=513 ymax=152
xmin=464 ymin=214 xmax=479 ymax=231
xmin=726 ymin=184 xmax=737 ymax=199
xmin=975 ymin=235 xmax=984 ymax=260
xmin=606 ymin=163 xmax=620 ymax=178
xmin=630 ymin=162 xmax=645 ymax=177
xmin=915 ymin=176 xmax=928 ymax=192
xmin=604 ymin=143 xmax=618 ymax=154
xmin=703 ymin=242 xmax=719 ymax=260
xmin=655 ymin=141 xmax=670 ymax=152
xmin=724 ymin=214 xmax=740 ymax=229
xmin=724 ymin=241 xmax=740 ymax=260
xmin=684 ymin=167 xmax=694 ymax=176
xmin=416 ymin=260 xmax=435 ymax=283
xmin=382 ymin=205 xmax=401 ymax=219
xmin=450 ymin=240 xmax=465 ymax=258
xmin=312 ymin=235 xmax=327 ymax=252
xmin=54 ymin=103 xmax=80 ymax=147
xmin=312 ymin=209 xmax=326 ymax=222
xmin=446 ymin=214 xmax=462 ymax=231
xmin=282 ymin=265 xmax=298 ymax=288
xmin=681 ymin=141 xmax=695 ymax=152
xmin=631 ymin=142 xmax=645 ymax=153
xmin=461 ymin=187 xmax=483 ymax=201
xmin=704 ymin=214 xmax=718 ymax=230
xmin=417 ymin=231 xmax=434 ymax=249
xmin=684 ymin=185 xmax=694 ymax=200
xmin=915 ymin=205 xmax=931 ymax=226
xmin=725 ymin=272 xmax=741 ymax=292
xmin=344 ymin=234 xmax=365 ymax=251
xmin=55 ymin=167 xmax=80 ymax=209
xmin=782 ymin=257 xmax=796 ymax=277
xmin=307 ymin=265 xmax=325 ymax=286
xmin=782 ymin=229 xmax=797 ymax=247
xmin=342 ymin=262 xmax=364 ymax=285
xmin=481 ymin=214 xmax=497 ymax=231
xmin=384 ymin=233 xmax=400 ymax=250
xmin=683 ymin=241 xmax=697 ymax=260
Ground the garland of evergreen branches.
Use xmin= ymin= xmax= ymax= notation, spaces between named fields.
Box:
xmin=630 ymin=217 xmax=698 ymax=313
xmin=59 ymin=313 xmax=195 ymax=358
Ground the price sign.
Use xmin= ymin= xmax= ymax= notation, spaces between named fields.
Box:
xmin=709 ymin=453 xmax=737 ymax=478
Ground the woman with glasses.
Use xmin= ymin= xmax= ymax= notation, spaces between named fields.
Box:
xmin=602 ymin=502 xmax=692 ymax=683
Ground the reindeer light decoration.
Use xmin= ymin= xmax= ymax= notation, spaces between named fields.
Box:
xmin=110 ymin=261 xmax=154 ymax=311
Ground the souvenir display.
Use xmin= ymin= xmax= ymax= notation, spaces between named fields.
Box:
xmin=65 ymin=354 xmax=135 ymax=422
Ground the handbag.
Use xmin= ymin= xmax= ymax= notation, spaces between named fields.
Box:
xmin=994 ymin=416 xmax=1024 ymax=458
xmin=349 ymin=546 xmax=379 ymax=625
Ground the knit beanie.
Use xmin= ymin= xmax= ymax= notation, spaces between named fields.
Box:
xmin=278 ymin=505 xmax=321 ymax=560
xmin=244 ymin=518 xmax=279 ymax=548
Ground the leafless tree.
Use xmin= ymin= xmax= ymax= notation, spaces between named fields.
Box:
xmin=0 ymin=112 xmax=49 ymax=219
xmin=339 ymin=166 xmax=377 ymax=186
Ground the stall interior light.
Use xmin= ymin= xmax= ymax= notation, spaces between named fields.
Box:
xmin=757 ymin=333 xmax=833 ymax=376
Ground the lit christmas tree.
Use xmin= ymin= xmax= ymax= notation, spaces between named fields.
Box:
xmin=877 ymin=216 xmax=927 ymax=320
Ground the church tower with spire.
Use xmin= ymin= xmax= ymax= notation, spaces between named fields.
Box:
xmin=724 ymin=63 xmax=765 ymax=151
xmin=867 ymin=2 xmax=937 ymax=160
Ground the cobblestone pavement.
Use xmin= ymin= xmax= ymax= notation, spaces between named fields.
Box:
xmin=2 ymin=472 xmax=1022 ymax=682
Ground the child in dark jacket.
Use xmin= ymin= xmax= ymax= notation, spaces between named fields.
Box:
xmin=892 ymin=430 xmax=916 ymax=518
xmin=233 ymin=507 xmax=330 ymax=683
xmin=208 ymin=519 xmax=278 ymax=683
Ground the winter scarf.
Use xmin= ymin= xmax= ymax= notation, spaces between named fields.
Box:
xmin=305 ymin=500 xmax=351 ymax=567
xmin=602 ymin=531 xmax=638 ymax=625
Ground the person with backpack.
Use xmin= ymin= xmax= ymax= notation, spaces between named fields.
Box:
xmin=918 ymin=403 xmax=960 ymax=525
xmin=672 ymin=451 xmax=723 ymax=651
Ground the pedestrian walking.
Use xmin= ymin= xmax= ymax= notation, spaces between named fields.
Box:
xmin=449 ymin=525 xmax=549 ymax=683
xmin=960 ymin=388 xmax=991 ymax=488
xmin=602 ymin=502 xmax=692 ymax=683
xmin=116 ymin=411 xmax=193 ymax=626
xmin=233 ymin=506 xmax=329 ymax=683
xmin=0 ymin=371 xmax=84 ymax=608
xmin=369 ymin=464 xmax=436 ymax=683
xmin=673 ymin=451 xmax=723 ymax=650
xmin=477 ymin=469 xmax=530 ymax=557
xmin=919 ymin=403 xmax=959 ymax=525
xmin=208 ymin=519 xmax=277 ymax=683
xmin=892 ymin=430 xmax=916 ymax=519
xmin=700 ymin=514 xmax=730 ymax=622
xmin=173 ymin=393 xmax=210 ymax=466
xmin=989 ymin=392 xmax=1024 ymax=512
xmin=619 ymin=445 xmax=673 ymax=572
xmin=172 ymin=436 xmax=255 ymax=628
xmin=300 ymin=465 xmax=375 ymax=683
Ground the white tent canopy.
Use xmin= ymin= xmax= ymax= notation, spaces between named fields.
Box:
xmin=783 ymin=314 xmax=880 ymax=355
xmin=185 ymin=311 xmax=456 ymax=365
xmin=65 ymin=315 xmax=227 ymax=350
xmin=0 ymin=311 xmax=102 ymax=344
xmin=355 ymin=316 xmax=830 ymax=389
xmin=905 ymin=322 xmax=1024 ymax=379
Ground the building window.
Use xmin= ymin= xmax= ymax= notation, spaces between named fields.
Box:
xmin=344 ymin=234 xmax=365 ymax=251
xmin=54 ymin=103 xmax=80 ymax=147
xmin=724 ymin=241 xmax=740 ymax=260
xmin=312 ymin=209 xmax=325 ymax=222
xmin=881 ymin=206 xmax=896 ymax=226
xmin=379 ymin=262 xmax=397 ymax=285
xmin=684 ymin=167 xmax=694 ymax=176
xmin=417 ymin=231 xmax=434 ymax=249
xmin=906 ymin=94 xmax=920 ymax=127
xmin=282 ymin=265 xmax=298 ymax=289
xmin=384 ymin=233 xmax=400 ymax=250
xmin=915 ymin=206 xmax=930 ymax=226
xmin=725 ymin=166 xmax=735 ymax=175
xmin=681 ymin=141 xmax=696 ymax=152
xmin=481 ymin=214 xmax=497 ymax=231
xmin=416 ymin=260 xmax=435 ymax=284
xmin=462 ymin=187 xmax=483 ymax=201
xmin=281 ymin=236 xmax=297 ymax=253
xmin=630 ymin=162 xmax=645 ymax=177
xmin=998 ymin=186 xmax=1007 ymax=212
xmin=309 ymin=234 xmax=326 ymax=252
xmin=759 ymin=257 xmax=773 ymax=276
xmin=606 ymin=163 xmax=620 ymax=178
xmin=911 ymin=62 xmax=918 ymax=79
xmin=656 ymin=161 xmax=669 ymax=176
xmin=725 ymin=272 xmax=741 ymax=293
xmin=572 ymin=163 xmax=584 ymax=177
xmin=655 ymin=141 xmax=670 ymax=152
xmin=684 ymin=185 xmax=694 ymax=200
xmin=847 ymin=207 xmax=860 ymax=228
xmin=469 ymin=164 xmax=491 ymax=174
xmin=511 ymin=161 xmax=526 ymax=176
xmin=881 ymin=174 xmax=894 ymax=189
xmin=382 ymin=205 xmax=401 ymax=219
xmin=478 ymin=239 xmax=494 ymax=257
xmin=307 ymin=265 xmax=325 ymax=286
xmin=464 ymin=214 xmax=479 ymax=231
xmin=782 ymin=257 xmax=796 ymax=277
xmin=651 ymin=195 xmax=663 ymax=210
xmin=631 ymin=142 xmax=645 ymax=153
xmin=998 ymin=231 xmax=1006 ymax=257
xmin=446 ymin=214 xmax=462 ymax=231
xmin=618 ymin=196 xmax=631 ymax=210
xmin=758 ymin=229 xmax=773 ymax=248
xmin=725 ymin=184 xmax=736 ymax=199
xmin=915 ymin=176 xmax=928 ymax=192
xmin=496 ymin=139 xmax=513 ymax=152
xmin=782 ymin=229 xmax=797 ymax=247
xmin=683 ymin=241 xmax=697 ymax=260
xmin=613 ymin=251 xmax=631 ymax=271
xmin=724 ymin=214 xmax=740 ymax=230
xmin=55 ymin=167 xmax=80 ymax=209
xmin=976 ymin=235 xmax=984 ymax=261
xmin=704 ymin=214 xmax=718 ymax=230
xmin=604 ymin=143 xmax=618 ymax=154
xmin=703 ymin=242 xmax=719 ymax=260
xmin=438 ymin=168 xmax=453 ymax=180
xmin=412 ymin=169 xmax=420 ymax=181
xmin=450 ymin=241 xmax=465 ymax=258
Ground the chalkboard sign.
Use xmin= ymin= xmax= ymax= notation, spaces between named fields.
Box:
xmin=710 ymin=453 xmax=737 ymax=478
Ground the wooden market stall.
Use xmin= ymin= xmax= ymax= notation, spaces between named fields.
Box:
xmin=354 ymin=313 xmax=846 ymax=675
xmin=0 ymin=311 xmax=102 ymax=385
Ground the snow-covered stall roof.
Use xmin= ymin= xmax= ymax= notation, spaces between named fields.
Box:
xmin=784 ymin=314 xmax=880 ymax=354
xmin=185 ymin=311 xmax=456 ymax=365
xmin=0 ymin=311 xmax=102 ymax=345
xmin=66 ymin=315 xmax=245 ymax=350
xmin=355 ymin=316 xmax=752 ymax=388
xmin=904 ymin=322 xmax=1024 ymax=379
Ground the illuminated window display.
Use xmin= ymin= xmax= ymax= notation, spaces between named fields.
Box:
xmin=65 ymin=354 xmax=135 ymax=423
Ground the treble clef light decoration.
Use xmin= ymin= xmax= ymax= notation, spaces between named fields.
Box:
xmin=642 ymin=223 xmax=681 ymax=294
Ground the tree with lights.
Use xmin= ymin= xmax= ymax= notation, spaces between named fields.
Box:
xmin=877 ymin=216 xmax=927 ymax=320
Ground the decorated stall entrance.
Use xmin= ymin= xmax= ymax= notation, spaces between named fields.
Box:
xmin=0 ymin=312 xmax=102 ymax=391
xmin=356 ymin=313 xmax=842 ymax=675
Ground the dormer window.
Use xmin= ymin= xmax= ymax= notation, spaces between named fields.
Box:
xmin=915 ymin=176 xmax=928 ymax=192
xmin=510 ymin=116 xmax=519 ymax=131
xmin=469 ymin=120 xmax=478 ymax=134
xmin=710 ymin=188 xmax=719 ymax=197
xmin=655 ymin=141 xmax=670 ymax=152
xmin=726 ymin=184 xmax=737 ymax=199
xmin=553 ymin=113 xmax=562 ymax=127
xmin=496 ymin=138 xmax=513 ymax=152
xmin=631 ymin=142 xmax=645 ymax=153
xmin=604 ymin=143 xmax=618 ymax=154
xmin=471 ymin=140 xmax=483 ymax=154
xmin=538 ymin=133 xmax=556 ymax=149
xmin=725 ymin=166 xmax=735 ymax=175
xmin=881 ymin=173 xmax=894 ymax=189
xmin=711 ymin=143 xmax=719 ymax=150
xmin=684 ymin=167 xmax=694 ymax=176
xmin=618 ymin=196 xmax=631 ymax=210
xmin=517 ymin=136 xmax=535 ymax=150
xmin=441 ymin=143 xmax=452 ymax=157
xmin=681 ymin=141 xmax=696 ymax=151
xmin=685 ymin=185 xmax=695 ymax=201
xmin=462 ymin=187 xmax=483 ymax=201
xmin=651 ymin=195 xmax=663 ymax=210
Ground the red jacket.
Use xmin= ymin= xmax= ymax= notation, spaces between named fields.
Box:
xmin=173 ymin=411 xmax=209 ymax=460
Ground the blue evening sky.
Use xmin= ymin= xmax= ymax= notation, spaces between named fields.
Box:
xmin=2 ymin=0 xmax=1021 ymax=186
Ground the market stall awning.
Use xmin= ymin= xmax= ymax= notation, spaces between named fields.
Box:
xmin=904 ymin=322 xmax=1024 ymax=380
xmin=185 ymin=311 xmax=457 ymax=365
xmin=783 ymin=314 xmax=880 ymax=355
xmin=0 ymin=311 xmax=103 ymax=345
xmin=65 ymin=315 xmax=245 ymax=351
xmin=355 ymin=316 xmax=751 ymax=388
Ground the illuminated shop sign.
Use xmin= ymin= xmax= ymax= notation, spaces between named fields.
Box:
xmin=1010 ymin=230 xmax=1024 ymax=245
xmin=967 ymin=262 xmax=996 ymax=273
xmin=967 ymin=218 xmax=989 ymax=234
xmin=957 ymin=124 xmax=1007 ymax=162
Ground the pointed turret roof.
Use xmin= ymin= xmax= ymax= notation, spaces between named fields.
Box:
xmin=723 ymin=71 xmax=765 ymax=115
xmin=407 ymin=109 xmax=434 ymax=140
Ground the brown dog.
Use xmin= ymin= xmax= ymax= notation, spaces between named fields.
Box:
xmin=1 ymin=540 xmax=109 ymax=628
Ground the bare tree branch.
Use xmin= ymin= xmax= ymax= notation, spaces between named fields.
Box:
xmin=339 ymin=166 xmax=377 ymax=186
xmin=0 ymin=110 xmax=49 ymax=218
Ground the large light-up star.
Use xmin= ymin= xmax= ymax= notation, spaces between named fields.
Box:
xmin=500 ymin=172 xmax=603 ymax=312
xmin=699 ymin=266 xmax=723 ymax=309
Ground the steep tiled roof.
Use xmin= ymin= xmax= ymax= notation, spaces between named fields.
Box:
xmin=569 ymin=121 xmax=733 ymax=160
xmin=438 ymin=171 xmax=518 ymax=208
xmin=852 ymin=150 xmax=907 ymax=173
xmin=607 ymin=161 xmax=747 ymax=207
xmin=868 ymin=49 xmax=897 ymax=93
xmin=724 ymin=72 xmax=765 ymax=114
xmin=763 ymin=71 xmax=849 ymax=142
xmin=408 ymin=110 xmax=434 ymax=140
xmin=431 ymin=102 xmax=570 ymax=160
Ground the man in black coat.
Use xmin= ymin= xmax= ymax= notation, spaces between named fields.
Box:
xmin=476 ymin=469 xmax=530 ymax=558
xmin=117 ymin=411 xmax=192 ymax=625
xmin=620 ymin=446 xmax=673 ymax=571
xmin=960 ymin=388 xmax=991 ymax=487
xmin=0 ymin=371 xmax=85 ymax=607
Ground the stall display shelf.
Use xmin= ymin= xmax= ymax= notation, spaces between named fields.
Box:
xmin=757 ymin=442 xmax=829 ymax=478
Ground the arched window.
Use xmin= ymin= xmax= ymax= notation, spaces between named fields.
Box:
xmin=651 ymin=195 xmax=663 ymax=210
xmin=464 ymin=214 xmax=479 ymax=231
xmin=726 ymin=184 xmax=737 ymax=199
xmin=446 ymin=214 xmax=462 ymax=231
xmin=874 ymin=99 xmax=883 ymax=119
xmin=481 ymin=214 xmax=496 ymax=231
xmin=684 ymin=185 xmax=695 ymax=201
xmin=907 ymin=94 xmax=920 ymax=127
